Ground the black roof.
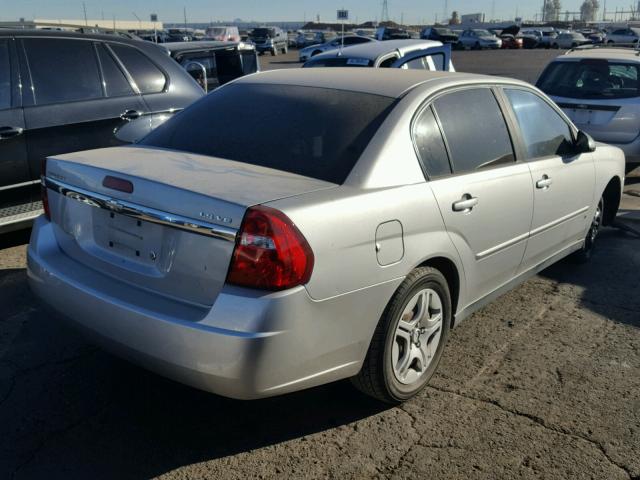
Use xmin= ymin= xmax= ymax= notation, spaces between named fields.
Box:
xmin=0 ymin=28 xmax=156 ymax=48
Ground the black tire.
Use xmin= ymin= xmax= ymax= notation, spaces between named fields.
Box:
xmin=572 ymin=196 xmax=603 ymax=263
xmin=474 ymin=41 xmax=481 ymax=50
xmin=352 ymin=267 xmax=452 ymax=404
xmin=455 ymin=41 xmax=463 ymax=50
xmin=553 ymin=43 xmax=560 ymax=49
xmin=282 ymin=44 xmax=288 ymax=54
xmin=271 ymin=47 xmax=277 ymax=56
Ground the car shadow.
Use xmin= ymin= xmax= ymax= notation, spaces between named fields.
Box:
xmin=0 ymin=228 xmax=31 ymax=250
xmin=538 ymin=227 xmax=640 ymax=329
xmin=0 ymin=266 xmax=390 ymax=479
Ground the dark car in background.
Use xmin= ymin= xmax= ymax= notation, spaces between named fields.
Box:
xmin=162 ymin=41 xmax=259 ymax=92
xmin=0 ymin=30 xmax=204 ymax=232
xmin=421 ymin=27 xmax=458 ymax=44
xmin=250 ymin=27 xmax=288 ymax=55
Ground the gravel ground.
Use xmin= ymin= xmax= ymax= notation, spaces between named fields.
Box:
xmin=1 ymin=49 xmax=639 ymax=480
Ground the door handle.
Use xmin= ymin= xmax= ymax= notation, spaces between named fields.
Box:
xmin=0 ymin=126 xmax=24 ymax=140
xmin=120 ymin=110 xmax=143 ymax=121
xmin=536 ymin=175 xmax=552 ymax=189
xmin=452 ymin=194 xmax=479 ymax=212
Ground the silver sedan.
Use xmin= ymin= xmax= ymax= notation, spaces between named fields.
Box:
xmin=28 ymin=69 xmax=625 ymax=403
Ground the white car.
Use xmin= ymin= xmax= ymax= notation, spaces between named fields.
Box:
xmin=606 ymin=27 xmax=640 ymax=45
xmin=457 ymin=29 xmax=502 ymax=50
xmin=298 ymin=35 xmax=376 ymax=62
xmin=537 ymin=47 xmax=640 ymax=171
xmin=552 ymin=32 xmax=591 ymax=49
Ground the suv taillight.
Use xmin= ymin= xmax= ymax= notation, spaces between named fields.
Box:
xmin=41 ymin=158 xmax=50 ymax=220
xmin=227 ymin=206 xmax=314 ymax=291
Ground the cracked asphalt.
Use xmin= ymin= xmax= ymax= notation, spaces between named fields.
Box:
xmin=1 ymin=49 xmax=640 ymax=479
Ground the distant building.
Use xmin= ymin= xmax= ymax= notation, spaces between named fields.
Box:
xmin=34 ymin=18 xmax=162 ymax=30
xmin=461 ymin=13 xmax=485 ymax=23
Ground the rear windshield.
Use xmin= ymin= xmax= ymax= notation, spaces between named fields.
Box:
xmin=538 ymin=60 xmax=640 ymax=99
xmin=140 ymin=84 xmax=395 ymax=184
xmin=251 ymin=28 xmax=273 ymax=37
xmin=303 ymin=57 xmax=373 ymax=68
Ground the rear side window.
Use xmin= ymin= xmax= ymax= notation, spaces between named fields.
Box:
xmin=413 ymin=107 xmax=451 ymax=177
xmin=141 ymin=84 xmax=395 ymax=184
xmin=24 ymin=38 xmax=102 ymax=105
xmin=401 ymin=53 xmax=445 ymax=71
xmin=433 ymin=88 xmax=515 ymax=173
xmin=0 ymin=40 xmax=10 ymax=109
xmin=97 ymin=45 xmax=134 ymax=97
xmin=505 ymin=89 xmax=574 ymax=159
xmin=110 ymin=44 xmax=166 ymax=94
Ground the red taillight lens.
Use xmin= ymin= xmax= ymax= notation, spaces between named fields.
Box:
xmin=227 ymin=206 xmax=314 ymax=291
xmin=41 ymin=158 xmax=50 ymax=220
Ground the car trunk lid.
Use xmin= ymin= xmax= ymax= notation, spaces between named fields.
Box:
xmin=44 ymin=146 xmax=337 ymax=307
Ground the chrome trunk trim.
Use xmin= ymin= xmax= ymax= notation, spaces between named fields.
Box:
xmin=44 ymin=177 xmax=238 ymax=242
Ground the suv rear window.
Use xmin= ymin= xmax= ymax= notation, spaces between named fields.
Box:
xmin=538 ymin=59 xmax=640 ymax=99
xmin=141 ymin=84 xmax=395 ymax=184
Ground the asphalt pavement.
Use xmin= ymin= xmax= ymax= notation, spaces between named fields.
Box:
xmin=1 ymin=49 xmax=639 ymax=480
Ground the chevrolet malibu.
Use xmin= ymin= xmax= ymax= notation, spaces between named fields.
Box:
xmin=28 ymin=69 xmax=624 ymax=403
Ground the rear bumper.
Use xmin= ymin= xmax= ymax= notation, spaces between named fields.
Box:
xmin=27 ymin=217 xmax=399 ymax=399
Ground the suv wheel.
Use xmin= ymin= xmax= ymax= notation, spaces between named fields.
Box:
xmin=352 ymin=267 xmax=451 ymax=403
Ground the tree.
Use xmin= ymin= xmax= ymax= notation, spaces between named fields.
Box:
xmin=544 ymin=0 xmax=562 ymax=21
xmin=580 ymin=0 xmax=600 ymax=22
xmin=449 ymin=11 xmax=460 ymax=25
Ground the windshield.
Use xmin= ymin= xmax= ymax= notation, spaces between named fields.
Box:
xmin=538 ymin=60 xmax=640 ymax=99
xmin=141 ymin=84 xmax=395 ymax=184
xmin=434 ymin=28 xmax=453 ymax=35
xmin=251 ymin=28 xmax=273 ymax=37
xmin=474 ymin=30 xmax=492 ymax=36
xmin=208 ymin=28 xmax=226 ymax=36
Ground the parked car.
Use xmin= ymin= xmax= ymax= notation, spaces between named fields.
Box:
xmin=250 ymin=26 xmax=288 ymax=55
xmin=167 ymin=28 xmax=194 ymax=42
xmin=296 ymin=31 xmax=318 ymax=48
xmin=161 ymin=41 xmax=259 ymax=93
xmin=552 ymin=32 xmax=590 ymax=49
xmin=500 ymin=34 xmax=522 ymax=49
xmin=204 ymin=26 xmax=240 ymax=42
xmin=376 ymin=27 xmax=412 ymax=41
xmin=29 ymin=68 xmax=624 ymax=403
xmin=298 ymin=35 xmax=376 ymax=62
xmin=420 ymin=27 xmax=458 ymax=44
xmin=518 ymin=34 xmax=539 ymax=49
xmin=606 ymin=27 xmax=640 ymax=44
xmin=539 ymin=30 xmax=559 ymax=48
xmin=0 ymin=30 xmax=203 ymax=233
xmin=537 ymin=47 xmax=640 ymax=172
xmin=457 ymin=29 xmax=502 ymax=49
xmin=303 ymin=39 xmax=454 ymax=71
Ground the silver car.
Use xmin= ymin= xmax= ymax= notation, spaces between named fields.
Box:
xmin=28 ymin=69 xmax=625 ymax=403
xmin=298 ymin=35 xmax=376 ymax=62
xmin=458 ymin=29 xmax=502 ymax=49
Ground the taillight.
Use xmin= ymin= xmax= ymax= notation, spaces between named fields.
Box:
xmin=41 ymin=158 xmax=50 ymax=221
xmin=227 ymin=206 xmax=314 ymax=291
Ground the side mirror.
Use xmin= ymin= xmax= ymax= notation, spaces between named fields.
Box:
xmin=575 ymin=130 xmax=596 ymax=153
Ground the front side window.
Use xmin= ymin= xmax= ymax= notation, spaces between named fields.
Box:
xmin=110 ymin=44 xmax=166 ymax=94
xmin=141 ymin=84 xmax=395 ymax=184
xmin=433 ymin=88 xmax=515 ymax=174
xmin=0 ymin=40 xmax=10 ymax=109
xmin=413 ymin=106 xmax=451 ymax=178
xmin=24 ymin=38 xmax=102 ymax=105
xmin=537 ymin=59 xmax=640 ymax=99
xmin=505 ymin=89 xmax=574 ymax=159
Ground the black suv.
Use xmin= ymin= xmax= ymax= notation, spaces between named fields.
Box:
xmin=0 ymin=30 xmax=203 ymax=232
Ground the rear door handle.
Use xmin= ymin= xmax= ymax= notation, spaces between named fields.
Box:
xmin=536 ymin=175 xmax=552 ymax=189
xmin=0 ymin=126 xmax=24 ymax=140
xmin=120 ymin=110 xmax=143 ymax=121
xmin=452 ymin=194 xmax=479 ymax=212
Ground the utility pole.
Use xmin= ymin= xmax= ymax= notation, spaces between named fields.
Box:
xmin=381 ymin=0 xmax=389 ymax=23
xmin=132 ymin=12 xmax=142 ymax=29
xmin=82 ymin=1 xmax=88 ymax=26
xmin=183 ymin=6 xmax=188 ymax=31
xmin=444 ymin=0 xmax=449 ymax=22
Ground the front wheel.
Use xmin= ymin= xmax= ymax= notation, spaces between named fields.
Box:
xmin=352 ymin=267 xmax=451 ymax=403
xmin=573 ymin=197 xmax=603 ymax=262
xmin=282 ymin=44 xmax=288 ymax=54
xmin=271 ymin=47 xmax=278 ymax=56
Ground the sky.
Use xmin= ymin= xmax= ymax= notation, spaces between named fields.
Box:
xmin=0 ymin=0 xmax=636 ymax=25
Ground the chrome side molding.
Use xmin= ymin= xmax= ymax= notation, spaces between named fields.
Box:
xmin=45 ymin=177 xmax=238 ymax=243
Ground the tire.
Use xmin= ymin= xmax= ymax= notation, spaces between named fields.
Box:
xmin=271 ymin=47 xmax=277 ymax=56
xmin=455 ymin=41 xmax=463 ymax=50
xmin=553 ymin=43 xmax=560 ymax=49
xmin=282 ymin=44 xmax=288 ymax=54
xmin=474 ymin=41 xmax=481 ymax=50
xmin=572 ymin=196 xmax=603 ymax=263
xmin=572 ymin=42 xmax=578 ymax=48
xmin=352 ymin=267 xmax=452 ymax=404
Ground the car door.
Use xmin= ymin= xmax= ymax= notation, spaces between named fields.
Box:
xmin=392 ymin=44 xmax=453 ymax=71
xmin=0 ymin=37 xmax=33 ymax=220
xmin=423 ymin=87 xmax=534 ymax=304
xmin=501 ymin=87 xmax=595 ymax=269
xmin=19 ymin=37 xmax=147 ymax=182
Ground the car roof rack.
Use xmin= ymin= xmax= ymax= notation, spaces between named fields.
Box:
xmin=566 ymin=43 xmax=640 ymax=56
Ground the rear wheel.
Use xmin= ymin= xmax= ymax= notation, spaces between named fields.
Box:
xmin=282 ymin=44 xmax=288 ymax=54
xmin=352 ymin=267 xmax=451 ymax=403
xmin=271 ymin=47 xmax=278 ymax=56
